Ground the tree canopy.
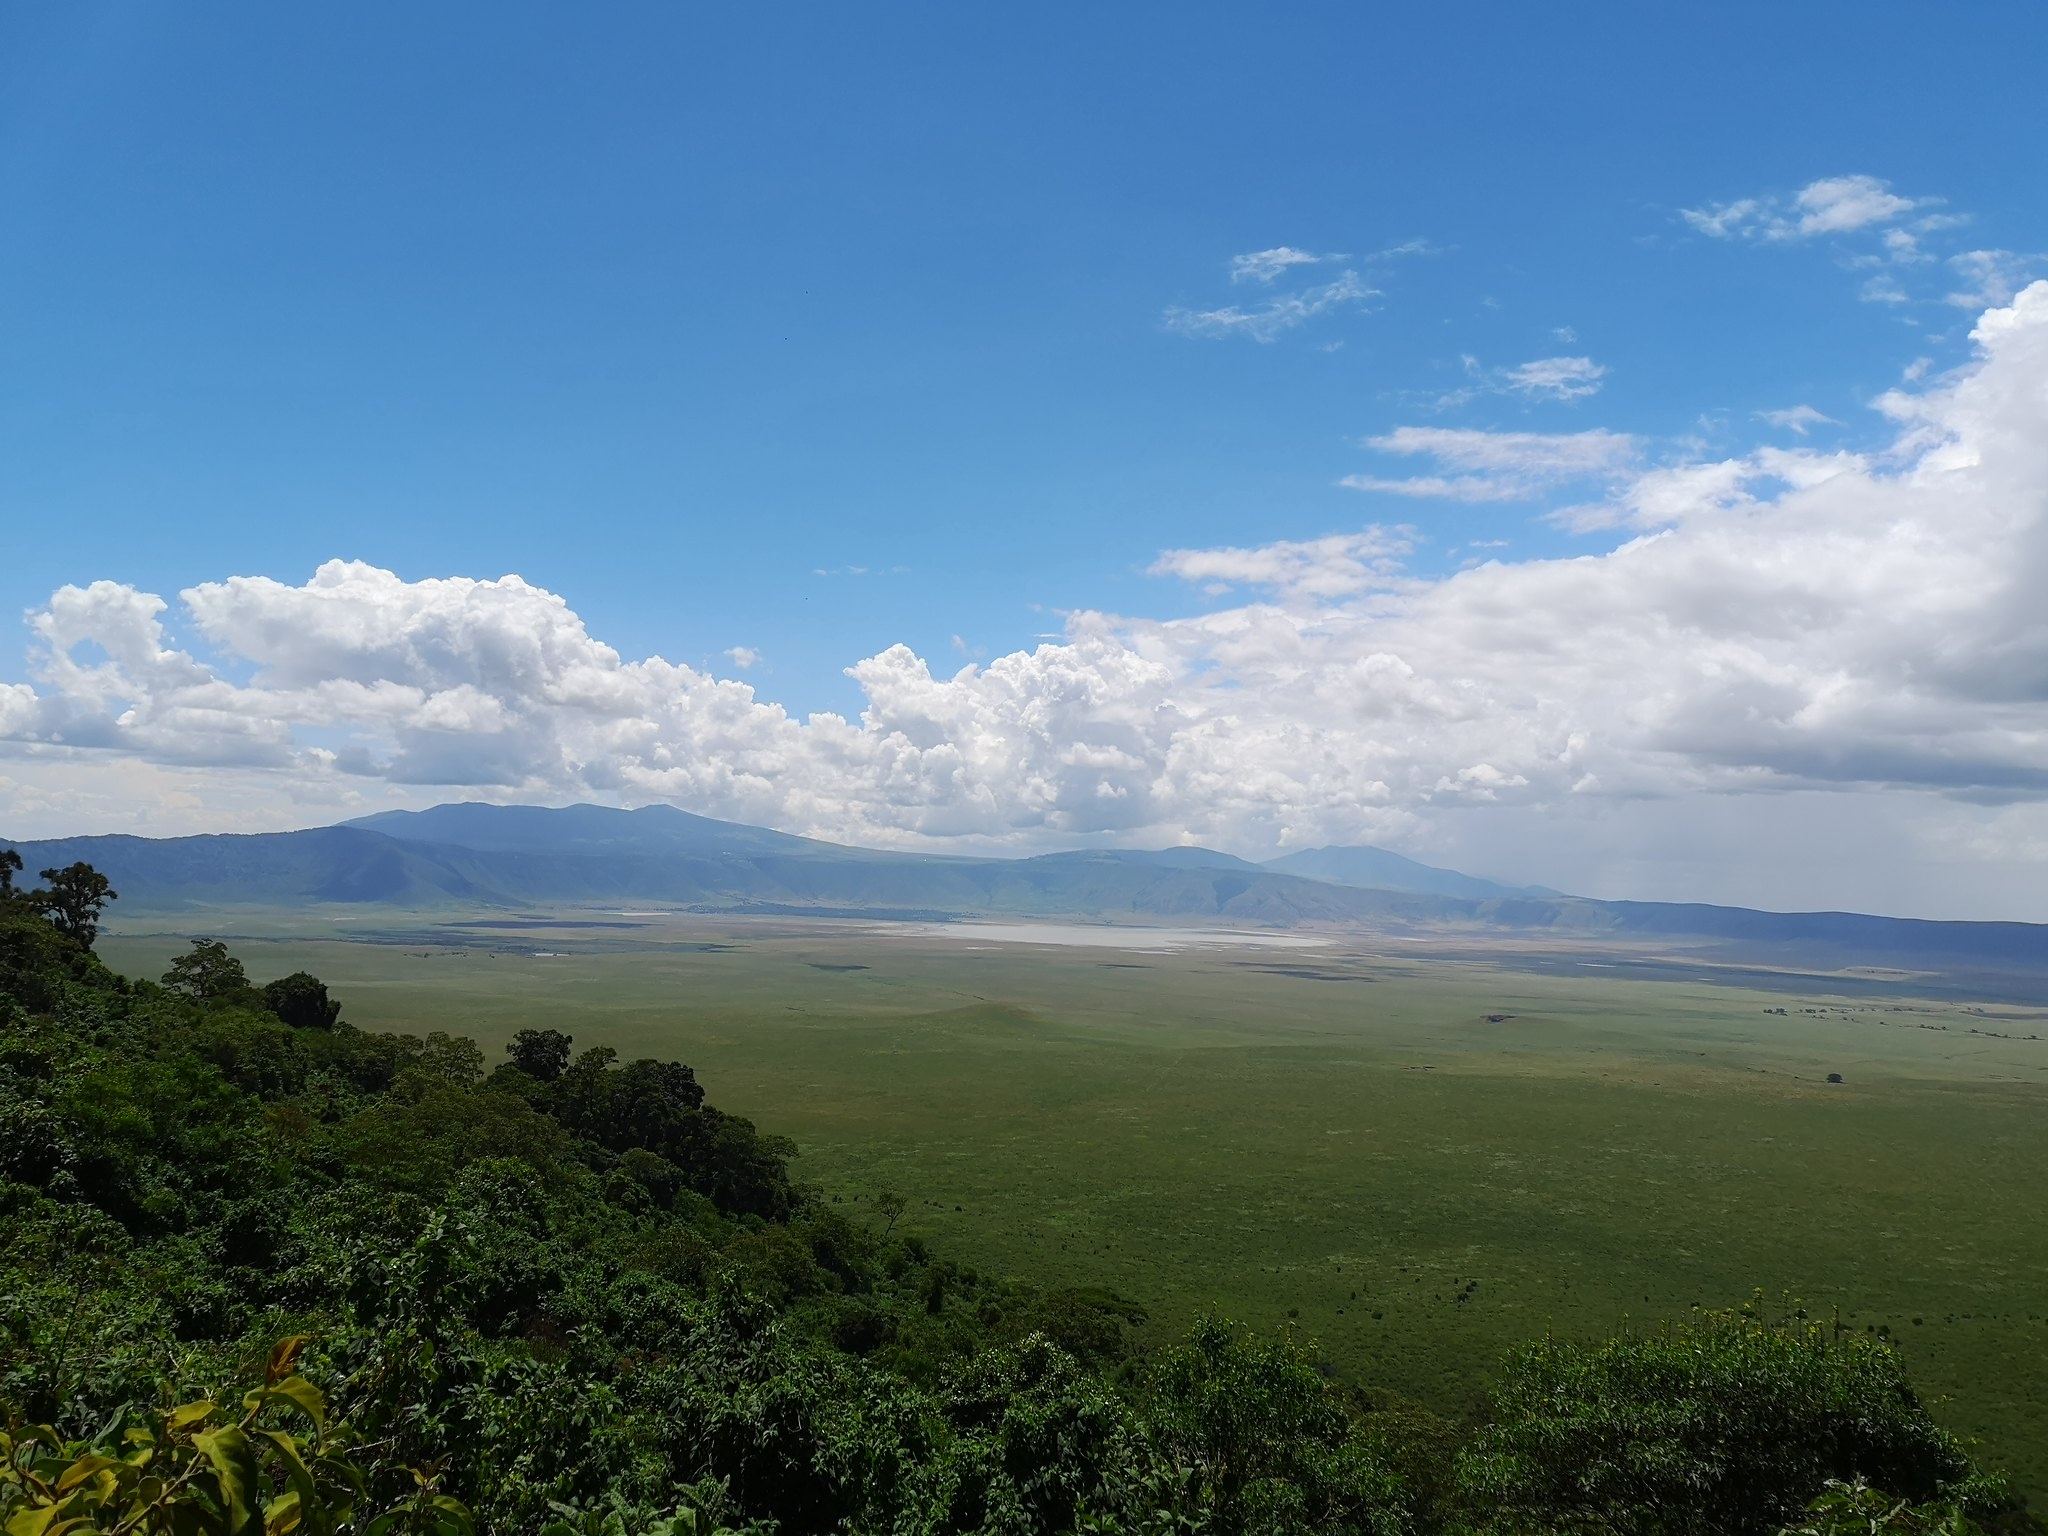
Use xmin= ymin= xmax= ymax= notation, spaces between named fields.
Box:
xmin=28 ymin=859 xmax=117 ymax=947
xmin=161 ymin=937 xmax=251 ymax=1000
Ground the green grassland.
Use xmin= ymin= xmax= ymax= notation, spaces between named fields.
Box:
xmin=99 ymin=915 xmax=2048 ymax=1501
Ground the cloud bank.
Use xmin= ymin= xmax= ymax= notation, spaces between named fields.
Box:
xmin=5 ymin=285 xmax=2048 ymax=914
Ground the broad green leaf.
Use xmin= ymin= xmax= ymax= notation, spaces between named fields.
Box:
xmin=249 ymin=1378 xmax=327 ymax=1440
xmin=265 ymin=1336 xmax=310 ymax=1387
xmin=252 ymin=1431 xmax=321 ymax=1536
xmin=167 ymin=1400 xmax=218 ymax=1433
xmin=53 ymin=1455 xmax=118 ymax=1495
xmin=264 ymin=1489 xmax=304 ymax=1535
xmin=194 ymin=1425 xmax=265 ymax=1536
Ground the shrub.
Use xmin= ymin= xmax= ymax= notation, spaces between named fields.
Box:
xmin=1457 ymin=1300 xmax=1977 ymax=1536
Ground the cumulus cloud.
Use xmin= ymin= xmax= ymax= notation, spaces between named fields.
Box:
xmin=7 ymin=286 xmax=2048 ymax=899
xmin=725 ymin=646 xmax=760 ymax=670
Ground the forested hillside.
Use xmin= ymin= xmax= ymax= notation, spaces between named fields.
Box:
xmin=0 ymin=856 xmax=2029 ymax=1534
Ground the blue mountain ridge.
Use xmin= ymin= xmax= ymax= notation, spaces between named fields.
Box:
xmin=5 ymin=801 xmax=2044 ymax=969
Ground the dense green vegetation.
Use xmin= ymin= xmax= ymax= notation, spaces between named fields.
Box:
xmin=2 ymin=875 xmax=2033 ymax=1534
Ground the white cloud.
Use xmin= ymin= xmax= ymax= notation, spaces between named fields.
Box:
xmin=1342 ymin=426 xmax=1639 ymax=501
xmin=1757 ymin=404 xmax=1840 ymax=436
xmin=1502 ymin=356 xmax=1607 ymax=401
xmin=1946 ymin=249 xmax=2041 ymax=309
xmin=1882 ymin=227 xmax=1931 ymax=264
xmin=1229 ymin=247 xmax=1336 ymax=284
xmin=1435 ymin=354 xmax=1609 ymax=407
xmin=1167 ymin=241 xmax=1438 ymax=342
xmin=1790 ymin=174 xmax=1921 ymax=236
xmin=1683 ymin=175 xmax=2021 ymax=311
xmin=1165 ymin=270 xmax=1375 ymax=342
xmin=1683 ymin=174 xmax=1928 ymax=243
xmin=1147 ymin=529 xmax=1411 ymax=600
xmin=1365 ymin=427 xmax=1640 ymax=475
xmin=9 ymin=285 xmax=2048 ymax=918
xmin=1680 ymin=196 xmax=1771 ymax=240
xmin=725 ymin=646 xmax=760 ymax=670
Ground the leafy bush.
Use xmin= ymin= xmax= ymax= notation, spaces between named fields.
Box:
xmin=1456 ymin=1301 xmax=1985 ymax=1535
xmin=1136 ymin=1315 xmax=1415 ymax=1536
xmin=0 ymin=1337 xmax=471 ymax=1535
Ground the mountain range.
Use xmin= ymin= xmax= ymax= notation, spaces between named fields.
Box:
xmin=5 ymin=801 xmax=2044 ymax=970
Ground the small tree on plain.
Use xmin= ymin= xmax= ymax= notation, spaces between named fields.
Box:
xmin=875 ymin=1188 xmax=907 ymax=1236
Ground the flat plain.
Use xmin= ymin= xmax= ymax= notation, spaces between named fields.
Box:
xmin=100 ymin=913 xmax=2048 ymax=1500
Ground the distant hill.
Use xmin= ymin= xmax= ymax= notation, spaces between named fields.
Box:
xmin=1263 ymin=844 xmax=1554 ymax=900
xmin=1 ymin=827 xmax=498 ymax=908
xmin=345 ymin=801 xmax=832 ymax=859
xmin=0 ymin=809 xmax=1410 ymax=926
xmin=6 ymin=800 xmax=2046 ymax=968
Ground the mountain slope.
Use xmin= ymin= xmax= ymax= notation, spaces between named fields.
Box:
xmin=6 ymin=802 xmax=2045 ymax=967
xmin=0 ymin=827 xmax=494 ymax=908
xmin=345 ymin=800 xmax=835 ymax=858
xmin=0 ymin=820 xmax=1418 ymax=924
xmin=1263 ymin=844 xmax=1553 ymax=900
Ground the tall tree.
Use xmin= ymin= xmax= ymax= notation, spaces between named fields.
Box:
xmin=506 ymin=1027 xmax=574 ymax=1081
xmin=162 ymin=938 xmax=250 ymax=1001
xmin=264 ymin=970 xmax=342 ymax=1029
xmin=0 ymin=847 xmax=21 ymax=898
xmin=32 ymin=862 xmax=116 ymax=948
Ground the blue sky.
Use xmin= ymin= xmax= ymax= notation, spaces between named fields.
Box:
xmin=6 ymin=2 xmax=2048 ymax=918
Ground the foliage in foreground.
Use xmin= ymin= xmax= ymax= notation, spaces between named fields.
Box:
xmin=0 ymin=868 xmax=2027 ymax=1535
xmin=1459 ymin=1305 xmax=2002 ymax=1536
